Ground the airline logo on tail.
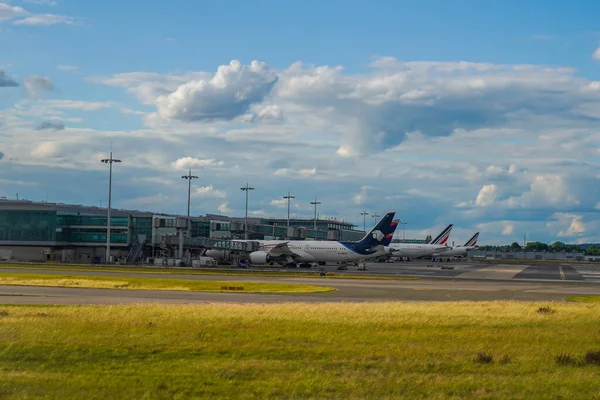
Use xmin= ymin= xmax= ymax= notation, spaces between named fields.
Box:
xmin=429 ymin=224 xmax=453 ymax=245
xmin=382 ymin=220 xmax=399 ymax=246
xmin=463 ymin=232 xmax=479 ymax=248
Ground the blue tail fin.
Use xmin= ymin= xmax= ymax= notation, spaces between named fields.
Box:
xmin=357 ymin=212 xmax=396 ymax=246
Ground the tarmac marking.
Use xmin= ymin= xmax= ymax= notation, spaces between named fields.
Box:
xmin=559 ymin=265 xmax=566 ymax=280
xmin=455 ymin=264 xmax=530 ymax=280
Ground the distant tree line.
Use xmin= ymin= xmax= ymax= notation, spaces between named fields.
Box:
xmin=476 ymin=241 xmax=600 ymax=256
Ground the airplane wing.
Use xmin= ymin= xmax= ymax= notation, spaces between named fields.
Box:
xmin=264 ymin=242 xmax=297 ymax=257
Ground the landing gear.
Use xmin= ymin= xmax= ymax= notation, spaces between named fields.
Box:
xmin=299 ymin=263 xmax=312 ymax=268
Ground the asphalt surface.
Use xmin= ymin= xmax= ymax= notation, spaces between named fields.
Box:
xmin=0 ymin=261 xmax=599 ymax=304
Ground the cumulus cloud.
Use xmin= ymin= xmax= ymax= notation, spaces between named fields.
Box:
xmin=155 ymin=60 xmax=278 ymax=121
xmin=593 ymin=47 xmax=600 ymax=61
xmin=0 ymin=3 xmax=25 ymax=22
xmin=172 ymin=157 xmax=224 ymax=170
xmin=552 ymin=213 xmax=586 ymax=237
xmin=0 ymin=70 xmax=19 ymax=87
xmin=217 ymin=203 xmax=231 ymax=213
xmin=251 ymin=104 xmax=284 ymax=123
xmin=35 ymin=120 xmax=64 ymax=131
xmin=353 ymin=186 xmax=372 ymax=205
xmin=193 ymin=185 xmax=226 ymax=198
xmin=475 ymin=184 xmax=498 ymax=207
xmin=270 ymin=199 xmax=288 ymax=208
xmin=31 ymin=141 xmax=60 ymax=158
xmin=506 ymin=175 xmax=579 ymax=209
xmin=23 ymin=75 xmax=54 ymax=98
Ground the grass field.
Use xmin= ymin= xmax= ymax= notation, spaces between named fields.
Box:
xmin=0 ymin=302 xmax=599 ymax=399
xmin=567 ymin=295 xmax=600 ymax=303
xmin=0 ymin=262 xmax=419 ymax=280
xmin=0 ymin=272 xmax=334 ymax=293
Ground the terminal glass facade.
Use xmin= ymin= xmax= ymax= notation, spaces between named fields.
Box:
xmin=0 ymin=210 xmax=57 ymax=242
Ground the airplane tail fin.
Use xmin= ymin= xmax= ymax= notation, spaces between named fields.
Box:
xmin=429 ymin=224 xmax=453 ymax=245
xmin=357 ymin=212 xmax=396 ymax=246
xmin=463 ymin=232 xmax=479 ymax=247
xmin=381 ymin=220 xmax=399 ymax=246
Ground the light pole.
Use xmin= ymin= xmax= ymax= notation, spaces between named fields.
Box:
xmin=181 ymin=169 xmax=198 ymax=222
xmin=360 ymin=211 xmax=369 ymax=232
xmin=283 ymin=191 xmax=295 ymax=239
xmin=400 ymin=222 xmax=407 ymax=241
xmin=241 ymin=183 xmax=254 ymax=239
xmin=371 ymin=213 xmax=380 ymax=228
xmin=101 ymin=152 xmax=121 ymax=263
xmin=310 ymin=197 xmax=321 ymax=239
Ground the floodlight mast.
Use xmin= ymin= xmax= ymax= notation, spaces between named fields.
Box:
xmin=241 ymin=183 xmax=255 ymax=239
xmin=101 ymin=152 xmax=121 ymax=263
xmin=310 ymin=198 xmax=321 ymax=238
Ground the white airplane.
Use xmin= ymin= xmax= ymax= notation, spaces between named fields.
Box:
xmin=385 ymin=224 xmax=453 ymax=259
xmin=432 ymin=232 xmax=479 ymax=258
xmin=242 ymin=212 xmax=398 ymax=268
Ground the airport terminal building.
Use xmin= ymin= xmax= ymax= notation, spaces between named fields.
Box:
xmin=0 ymin=199 xmax=365 ymax=263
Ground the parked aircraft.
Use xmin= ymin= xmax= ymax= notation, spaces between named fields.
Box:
xmin=386 ymin=224 xmax=453 ymax=259
xmin=432 ymin=232 xmax=479 ymax=258
xmin=246 ymin=212 xmax=397 ymax=267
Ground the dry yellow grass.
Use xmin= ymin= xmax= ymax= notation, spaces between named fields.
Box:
xmin=0 ymin=272 xmax=335 ymax=293
xmin=0 ymin=302 xmax=599 ymax=399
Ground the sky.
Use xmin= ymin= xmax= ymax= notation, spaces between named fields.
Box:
xmin=1 ymin=0 xmax=600 ymax=245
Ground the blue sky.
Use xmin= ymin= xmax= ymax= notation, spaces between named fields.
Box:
xmin=2 ymin=0 xmax=600 ymax=245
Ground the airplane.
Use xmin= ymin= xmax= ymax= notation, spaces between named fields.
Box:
xmin=385 ymin=224 xmax=454 ymax=259
xmin=432 ymin=232 xmax=479 ymax=258
xmin=245 ymin=212 xmax=398 ymax=268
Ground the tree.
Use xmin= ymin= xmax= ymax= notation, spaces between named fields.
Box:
xmin=510 ymin=242 xmax=522 ymax=251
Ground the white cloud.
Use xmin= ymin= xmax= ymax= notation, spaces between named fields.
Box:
xmin=0 ymin=3 xmax=25 ymax=22
xmin=155 ymin=60 xmax=278 ymax=122
xmin=23 ymin=75 xmax=54 ymax=98
xmin=193 ymin=185 xmax=226 ymax=198
xmin=22 ymin=0 xmax=58 ymax=5
xmin=593 ymin=47 xmax=600 ymax=61
xmin=57 ymin=64 xmax=78 ymax=72
xmin=273 ymin=167 xmax=316 ymax=178
xmin=13 ymin=13 xmax=74 ymax=26
xmin=353 ymin=186 xmax=371 ymax=205
xmin=251 ymin=104 xmax=284 ymax=123
xmin=172 ymin=157 xmax=224 ymax=170
xmin=502 ymin=223 xmax=514 ymax=235
xmin=506 ymin=175 xmax=579 ymax=208
xmin=552 ymin=213 xmax=586 ymax=237
xmin=270 ymin=199 xmax=288 ymax=208
xmin=475 ymin=184 xmax=497 ymax=207
xmin=217 ymin=203 xmax=231 ymax=213
xmin=40 ymin=100 xmax=114 ymax=110
xmin=31 ymin=141 xmax=60 ymax=158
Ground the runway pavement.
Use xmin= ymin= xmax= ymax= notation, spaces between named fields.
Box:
xmin=0 ymin=262 xmax=599 ymax=305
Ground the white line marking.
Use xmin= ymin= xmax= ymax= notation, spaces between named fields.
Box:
xmin=559 ymin=265 xmax=565 ymax=280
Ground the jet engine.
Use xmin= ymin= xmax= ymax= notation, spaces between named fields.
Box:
xmin=249 ymin=251 xmax=271 ymax=264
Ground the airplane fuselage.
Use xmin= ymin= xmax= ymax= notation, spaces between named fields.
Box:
xmin=258 ymin=240 xmax=386 ymax=263
xmin=387 ymin=243 xmax=450 ymax=258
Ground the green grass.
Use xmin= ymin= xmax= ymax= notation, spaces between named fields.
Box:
xmin=0 ymin=262 xmax=419 ymax=280
xmin=0 ymin=272 xmax=334 ymax=294
xmin=0 ymin=302 xmax=599 ymax=399
xmin=566 ymin=296 xmax=600 ymax=303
